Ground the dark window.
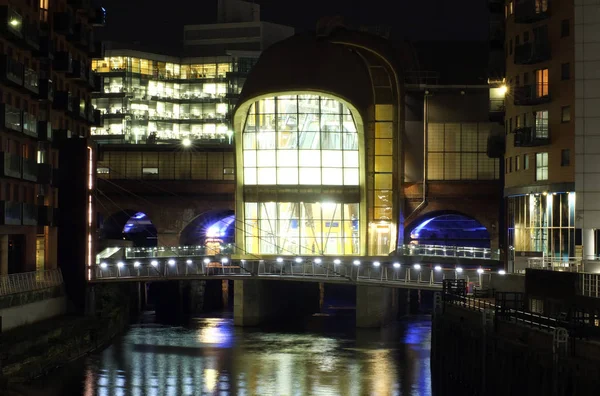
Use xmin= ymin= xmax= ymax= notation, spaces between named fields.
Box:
xmin=561 ymin=19 xmax=570 ymax=37
xmin=561 ymin=63 xmax=570 ymax=80
xmin=516 ymin=75 xmax=520 ymax=86
xmin=515 ymin=35 xmax=520 ymax=46
xmin=509 ymin=39 xmax=513 ymax=55
xmin=561 ymin=149 xmax=570 ymax=166
xmin=524 ymin=72 xmax=529 ymax=85
xmin=524 ymin=31 xmax=530 ymax=42
xmin=561 ymin=106 xmax=571 ymax=123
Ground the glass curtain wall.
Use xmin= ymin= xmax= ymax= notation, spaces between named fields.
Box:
xmin=241 ymin=94 xmax=361 ymax=255
xmin=507 ymin=192 xmax=576 ymax=258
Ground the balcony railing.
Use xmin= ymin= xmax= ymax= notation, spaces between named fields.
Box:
xmin=22 ymin=111 xmax=38 ymax=138
xmin=37 ymin=205 xmax=55 ymax=226
xmin=22 ymin=157 xmax=38 ymax=182
xmin=515 ymin=0 xmax=550 ymax=23
xmin=515 ymin=40 xmax=551 ymax=65
xmin=513 ymin=126 xmax=550 ymax=147
xmin=37 ymin=163 xmax=52 ymax=184
xmin=514 ymin=84 xmax=551 ymax=106
xmin=37 ymin=36 xmax=54 ymax=59
xmin=37 ymin=121 xmax=53 ymax=141
xmin=53 ymin=11 xmax=74 ymax=36
xmin=0 ymin=152 xmax=21 ymax=179
xmin=1 ymin=103 xmax=22 ymax=133
xmin=53 ymin=51 xmax=73 ymax=73
xmin=53 ymin=91 xmax=73 ymax=112
xmin=22 ymin=202 xmax=37 ymax=225
xmin=38 ymin=78 xmax=54 ymax=101
xmin=0 ymin=201 xmax=22 ymax=225
xmin=0 ymin=54 xmax=24 ymax=87
xmin=0 ymin=6 xmax=24 ymax=40
xmin=0 ymin=269 xmax=63 ymax=296
xmin=24 ymin=68 xmax=39 ymax=94
xmin=23 ymin=22 xmax=40 ymax=51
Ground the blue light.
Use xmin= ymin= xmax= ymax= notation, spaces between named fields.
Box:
xmin=206 ymin=215 xmax=235 ymax=238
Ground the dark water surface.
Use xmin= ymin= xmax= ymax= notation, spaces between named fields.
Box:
xmin=24 ymin=314 xmax=432 ymax=396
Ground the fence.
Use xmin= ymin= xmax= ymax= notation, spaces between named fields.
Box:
xmin=524 ymin=257 xmax=582 ymax=273
xmin=0 ymin=269 xmax=63 ymax=296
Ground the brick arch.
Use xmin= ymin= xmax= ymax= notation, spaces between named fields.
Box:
xmin=405 ymin=201 xmax=500 ymax=250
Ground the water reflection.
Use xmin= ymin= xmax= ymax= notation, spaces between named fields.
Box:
xmin=27 ymin=316 xmax=432 ymax=396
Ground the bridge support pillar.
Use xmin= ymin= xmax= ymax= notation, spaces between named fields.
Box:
xmin=234 ymin=280 xmax=320 ymax=326
xmin=356 ymin=286 xmax=399 ymax=328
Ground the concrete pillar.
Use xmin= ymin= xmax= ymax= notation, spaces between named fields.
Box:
xmin=356 ymin=286 xmax=398 ymax=328
xmin=583 ymin=228 xmax=595 ymax=260
xmin=0 ymin=235 xmax=7 ymax=276
xmin=234 ymin=280 xmax=267 ymax=326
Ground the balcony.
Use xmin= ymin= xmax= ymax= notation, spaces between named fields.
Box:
xmin=0 ymin=201 xmax=22 ymax=226
xmin=92 ymin=109 xmax=102 ymax=126
xmin=22 ymin=112 xmax=38 ymax=138
xmin=0 ymin=6 xmax=24 ymax=41
xmin=37 ymin=121 xmax=53 ymax=141
xmin=53 ymin=51 xmax=73 ymax=73
xmin=24 ymin=68 xmax=39 ymax=95
xmin=53 ymin=91 xmax=73 ymax=112
xmin=69 ymin=59 xmax=87 ymax=81
xmin=90 ymin=7 xmax=106 ymax=27
xmin=37 ymin=205 xmax=55 ymax=226
xmin=0 ymin=152 xmax=21 ymax=179
xmin=37 ymin=163 xmax=52 ymax=184
xmin=0 ymin=103 xmax=22 ymax=133
xmin=513 ymin=126 xmax=550 ymax=147
xmin=0 ymin=55 xmax=24 ymax=87
xmin=38 ymin=79 xmax=54 ymax=101
xmin=53 ymin=11 xmax=74 ymax=36
xmin=72 ymin=97 xmax=87 ymax=119
xmin=22 ymin=22 xmax=40 ymax=52
xmin=514 ymin=40 xmax=551 ymax=65
xmin=22 ymin=158 xmax=37 ymax=182
xmin=515 ymin=0 xmax=549 ymax=23
xmin=514 ymin=84 xmax=551 ymax=106
xmin=37 ymin=36 xmax=54 ymax=59
xmin=88 ymin=70 xmax=101 ymax=90
xmin=22 ymin=203 xmax=37 ymax=226
xmin=90 ymin=41 xmax=105 ymax=59
xmin=53 ymin=129 xmax=72 ymax=141
xmin=69 ymin=23 xmax=90 ymax=49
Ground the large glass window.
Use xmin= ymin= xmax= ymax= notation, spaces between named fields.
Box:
xmin=507 ymin=192 xmax=575 ymax=258
xmin=427 ymin=123 xmax=500 ymax=180
xmin=242 ymin=95 xmax=359 ymax=186
xmin=535 ymin=69 xmax=549 ymax=98
xmin=536 ymin=152 xmax=548 ymax=181
xmin=243 ymin=202 xmax=360 ymax=255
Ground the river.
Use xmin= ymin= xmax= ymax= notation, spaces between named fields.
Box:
xmin=21 ymin=313 xmax=432 ymax=396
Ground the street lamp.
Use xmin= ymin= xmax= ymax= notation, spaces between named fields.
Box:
xmin=334 ymin=259 xmax=341 ymax=265
xmin=314 ymin=258 xmax=322 ymax=264
xmin=393 ymin=262 xmax=401 ymax=269
xmin=182 ymin=138 xmax=192 ymax=147
xmin=413 ymin=264 xmax=421 ymax=270
xmin=100 ymin=262 xmax=108 ymax=269
xmin=276 ymin=257 xmax=284 ymax=263
xmin=434 ymin=265 xmax=442 ymax=271
xmin=203 ymin=258 xmax=211 ymax=264
xmin=134 ymin=261 xmax=141 ymax=268
xmin=295 ymin=257 xmax=303 ymax=263
xmin=168 ymin=259 xmax=176 ymax=266
xmin=373 ymin=261 xmax=381 ymax=267
xmin=151 ymin=260 xmax=159 ymax=267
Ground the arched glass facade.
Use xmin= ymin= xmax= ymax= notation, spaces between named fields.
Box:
xmin=242 ymin=95 xmax=359 ymax=186
xmin=240 ymin=94 xmax=362 ymax=255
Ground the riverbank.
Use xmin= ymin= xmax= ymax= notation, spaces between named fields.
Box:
xmin=0 ymin=283 xmax=138 ymax=387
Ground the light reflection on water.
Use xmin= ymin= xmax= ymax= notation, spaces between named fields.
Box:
xmin=26 ymin=316 xmax=432 ymax=396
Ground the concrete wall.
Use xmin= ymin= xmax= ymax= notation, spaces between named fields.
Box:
xmin=0 ymin=296 xmax=66 ymax=332
xmin=489 ymin=273 xmax=525 ymax=294
xmin=356 ymin=286 xmax=400 ymax=328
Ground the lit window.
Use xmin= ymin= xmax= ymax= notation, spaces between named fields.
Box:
xmin=535 ymin=0 xmax=548 ymax=14
xmin=524 ymin=154 xmax=530 ymax=170
xmin=516 ymin=155 xmax=520 ymax=171
xmin=535 ymin=110 xmax=549 ymax=138
xmin=535 ymin=69 xmax=549 ymax=98
xmin=142 ymin=167 xmax=158 ymax=176
xmin=509 ymin=1 xmax=514 ymax=15
xmin=536 ymin=153 xmax=548 ymax=181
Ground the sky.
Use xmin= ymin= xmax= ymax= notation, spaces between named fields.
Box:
xmin=98 ymin=0 xmax=489 ymax=53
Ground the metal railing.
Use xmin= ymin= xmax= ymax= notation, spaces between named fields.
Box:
xmin=90 ymin=259 xmax=489 ymax=290
xmin=97 ymin=243 xmax=501 ymax=264
xmin=398 ymin=244 xmax=499 ymax=260
xmin=526 ymin=257 xmax=583 ymax=273
xmin=580 ymin=273 xmax=600 ymax=298
xmin=0 ymin=269 xmax=63 ymax=296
